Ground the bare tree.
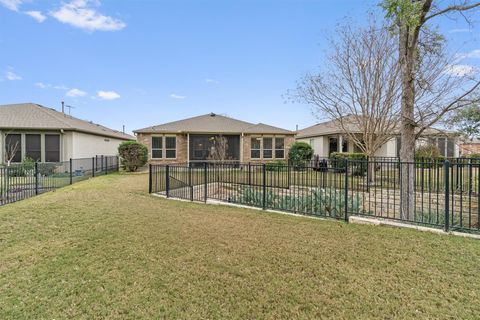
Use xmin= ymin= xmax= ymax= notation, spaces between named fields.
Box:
xmin=207 ymin=135 xmax=229 ymax=163
xmin=292 ymin=19 xmax=402 ymax=182
xmin=4 ymin=132 xmax=20 ymax=166
xmin=382 ymin=0 xmax=480 ymax=218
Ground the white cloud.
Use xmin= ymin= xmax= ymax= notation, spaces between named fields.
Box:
xmin=5 ymin=69 xmax=22 ymax=80
xmin=455 ymin=49 xmax=480 ymax=61
xmin=0 ymin=0 xmax=23 ymax=11
xmin=54 ymin=84 xmax=69 ymax=90
xmin=97 ymin=90 xmax=120 ymax=100
xmin=205 ymin=78 xmax=220 ymax=84
xmin=25 ymin=11 xmax=46 ymax=23
xmin=35 ymin=82 xmax=50 ymax=88
xmin=170 ymin=93 xmax=186 ymax=99
xmin=444 ymin=64 xmax=477 ymax=77
xmin=50 ymin=0 xmax=126 ymax=32
xmin=66 ymin=88 xmax=87 ymax=97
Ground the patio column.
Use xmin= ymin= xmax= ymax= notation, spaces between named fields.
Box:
xmin=187 ymin=133 xmax=190 ymax=165
xmin=338 ymin=134 xmax=343 ymax=153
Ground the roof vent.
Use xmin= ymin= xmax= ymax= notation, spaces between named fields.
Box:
xmin=210 ymin=112 xmax=216 ymax=117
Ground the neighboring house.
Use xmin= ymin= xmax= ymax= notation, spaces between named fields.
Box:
xmin=459 ymin=137 xmax=480 ymax=156
xmin=296 ymin=118 xmax=460 ymax=158
xmin=0 ymin=103 xmax=134 ymax=163
xmin=134 ymin=113 xmax=295 ymax=165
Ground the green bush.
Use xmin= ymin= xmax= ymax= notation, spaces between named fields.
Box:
xmin=265 ymin=160 xmax=287 ymax=171
xmin=415 ymin=144 xmax=444 ymax=168
xmin=467 ymin=153 xmax=480 ymax=159
xmin=329 ymin=152 xmax=367 ymax=174
xmin=288 ymin=142 xmax=313 ymax=167
xmin=9 ymin=157 xmax=35 ymax=177
xmin=118 ymin=141 xmax=148 ymax=172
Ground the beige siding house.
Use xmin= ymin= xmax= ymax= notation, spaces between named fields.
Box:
xmin=0 ymin=103 xmax=133 ymax=163
xmin=134 ymin=113 xmax=295 ymax=165
xmin=297 ymin=117 xmax=460 ymax=158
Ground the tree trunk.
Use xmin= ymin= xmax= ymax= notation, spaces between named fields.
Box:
xmin=399 ymin=24 xmax=416 ymax=220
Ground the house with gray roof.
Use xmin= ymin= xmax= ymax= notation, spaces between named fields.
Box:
xmin=296 ymin=116 xmax=460 ymax=158
xmin=134 ymin=113 xmax=295 ymax=164
xmin=0 ymin=103 xmax=134 ymax=164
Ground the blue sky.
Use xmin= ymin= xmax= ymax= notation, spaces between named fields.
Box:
xmin=1 ymin=0 xmax=479 ymax=134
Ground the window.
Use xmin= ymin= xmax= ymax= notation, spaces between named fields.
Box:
xmin=26 ymin=134 xmax=41 ymax=161
xmin=5 ymin=134 xmax=21 ymax=163
xmin=263 ymin=137 xmax=273 ymax=158
xmin=45 ymin=135 xmax=60 ymax=162
xmin=251 ymin=137 xmax=261 ymax=159
xmin=396 ymin=137 xmax=401 ymax=157
xmin=447 ymin=138 xmax=455 ymax=157
xmin=437 ymin=138 xmax=446 ymax=157
xmin=342 ymin=140 xmax=348 ymax=152
xmin=152 ymin=137 xmax=163 ymax=159
xmin=165 ymin=136 xmax=176 ymax=158
xmin=275 ymin=138 xmax=285 ymax=159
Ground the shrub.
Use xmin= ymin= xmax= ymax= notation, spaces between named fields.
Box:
xmin=288 ymin=142 xmax=313 ymax=167
xmin=415 ymin=144 xmax=444 ymax=168
xmin=9 ymin=157 xmax=35 ymax=177
xmin=467 ymin=153 xmax=480 ymax=159
xmin=265 ymin=160 xmax=287 ymax=171
xmin=330 ymin=152 xmax=367 ymax=174
xmin=118 ymin=141 xmax=148 ymax=172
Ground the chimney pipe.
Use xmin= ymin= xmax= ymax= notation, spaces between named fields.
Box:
xmin=61 ymin=101 xmax=65 ymax=114
xmin=122 ymin=125 xmax=125 ymax=134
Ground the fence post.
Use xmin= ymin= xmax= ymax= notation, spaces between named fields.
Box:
xmin=101 ymin=155 xmax=104 ymax=174
xmin=148 ymin=164 xmax=152 ymax=194
xmin=189 ymin=165 xmax=193 ymax=202
xmin=287 ymin=161 xmax=291 ymax=188
xmin=262 ymin=163 xmax=266 ymax=210
xmin=105 ymin=157 xmax=108 ymax=175
xmin=444 ymin=160 xmax=450 ymax=232
xmin=248 ymin=162 xmax=251 ymax=186
xmin=204 ymin=162 xmax=207 ymax=203
xmin=35 ymin=162 xmax=39 ymax=195
xmin=69 ymin=158 xmax=73 ymax=185
xmin=166 ymin=165 xmax=170 ymax=198
xmin=344 ymin=159 xmax=349 ymax=222
xmin=116 ymin=156 xmax=120 ymax=172
xmin=92 ymin=157 xmax=95 ymax=177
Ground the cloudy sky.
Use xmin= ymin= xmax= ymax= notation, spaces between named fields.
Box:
xmin=1 ymin=0 xmax=479 ymax=134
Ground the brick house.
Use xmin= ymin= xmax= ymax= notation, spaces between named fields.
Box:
xmin=134 ymin=113 xmax=295 ymax=165
xmin=460 ymin=138 xmax=480 ymax=156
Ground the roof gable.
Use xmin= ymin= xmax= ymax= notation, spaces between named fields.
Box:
xmin=0 ymin=103 xmax=134 ymax=140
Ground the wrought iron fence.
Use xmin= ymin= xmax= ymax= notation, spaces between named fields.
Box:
xmin=150 ymin=158 xmax=480 ymax=234
xmin=0 ymin=155 xmax=119 ymax=206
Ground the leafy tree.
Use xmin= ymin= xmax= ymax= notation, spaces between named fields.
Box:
xmin=118 ymin=141 xmax=148 ymax=172
xmin=451 ymin=104 xmax=480 ymax=140
xmin=288 ymin=142 xmax=313 ymax=167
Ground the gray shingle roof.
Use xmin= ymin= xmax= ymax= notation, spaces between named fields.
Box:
xmin=297 ymin=116 xmax=457 ymax=139
xmin=0 ymin=103 xmax=134 ymax=140
xmin=134 ymin=113 xmax=294 ymax=135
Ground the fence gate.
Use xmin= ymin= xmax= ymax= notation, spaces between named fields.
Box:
xmin=166 ymin=165 xmax=206 ymax=202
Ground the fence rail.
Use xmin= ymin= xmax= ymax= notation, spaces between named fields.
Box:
xmin=0 ymin=155 xmax=119 ymax=206
xmin=149 ymin=158 xmax=480 ymax=234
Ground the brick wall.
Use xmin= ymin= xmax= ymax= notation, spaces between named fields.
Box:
xmin=242 ymin=134 xmax=295 ymax=163
xmin=460 ymin=143 xmax=480 ymax=156
xmin=136 ymin=133 xmax=187 ymax=164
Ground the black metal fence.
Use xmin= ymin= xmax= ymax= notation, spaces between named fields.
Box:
xmin=0 ymin=155 xmax=119 ymax=206
xmin=149 ymin=158 xmax=480 ymax=234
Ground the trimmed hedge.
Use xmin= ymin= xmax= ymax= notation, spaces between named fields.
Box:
xmin=118 ymin=141 xmax=148 ymax=172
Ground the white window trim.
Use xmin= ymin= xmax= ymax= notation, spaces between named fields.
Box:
xmin=263 ymin=137 xmax=273 ymax=159
xmin=274 ymin=136 xmax=285 ymax=159
xmin=3 ymin=132 xmax=62 ymax=163
xmin=250 ymin=136 xmax=286 ymax=160
xmin=165 ymin=136 xmax=177 ymax=159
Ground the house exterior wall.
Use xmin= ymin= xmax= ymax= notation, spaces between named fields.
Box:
xmin=136 ymin=133 xmax=188 ymax=164
xmin=242 ymin=134 xmax=295 ymax=163
xmin=0 ymin=129 xmax=126 ymax=164
xmin=138 ymin=132 xmax=295 ymax=164
xmin=460 ymin=143 xmax=480 ymax=155
xmin=70 ymin=131 xmax=125 ymax=159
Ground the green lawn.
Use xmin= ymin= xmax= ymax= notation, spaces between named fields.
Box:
xmin=1 ymin=173 xmax=479 ymax=319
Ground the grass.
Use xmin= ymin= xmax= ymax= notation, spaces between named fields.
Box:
xmin=1 ymin=173 xmax=480 ymax=319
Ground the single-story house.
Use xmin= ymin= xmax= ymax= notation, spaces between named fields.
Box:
xmin=0 ymin=103 xmax=134 ymax=163
xmin=134 ymin=113 xmax=295 ymax=164
xmin=296 ymin=117 xmax=460 ymax=158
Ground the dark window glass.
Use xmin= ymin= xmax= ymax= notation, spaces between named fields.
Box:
xmin=396 ymin=137 xmax=401 ymax=158
xmin=251 ymin=137 xmax=261 ymax=158
xmin=5 ymin=134 xmax=21 ymax=163
xmin=329 ymin=137 xmax=338 ymax=155
xmin=275 ymin=150 xmax=284 ymax=159
xmin=26 ymin=134 xmax=41 ymax=162
xmin=45 ymin=135 xmax=60 ymax=162
xmin=152 ymin=137 xmax=163 ymax=158
xmin=342 ymin=140 xmax=348 ymax=152
xmin=437 ymin=138 xmax=446 ymax=157
xmin=447 ymin=138 xmax=455 ymax=157
xmin=165 ymin=137 xmax=176 ymax=158
xmin=263 ymin=138 xmax=273 ymax=158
